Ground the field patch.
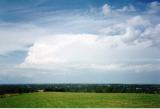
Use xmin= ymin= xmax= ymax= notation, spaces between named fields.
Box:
xmin=0 ymin=92 xmax=160 ymax=108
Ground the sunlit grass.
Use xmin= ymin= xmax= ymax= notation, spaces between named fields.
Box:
xmin=0 ymin=92 xmax=160 ymax=108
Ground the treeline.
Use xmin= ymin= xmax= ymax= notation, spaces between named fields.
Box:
xmin=0 ymin=84 xmax=160 ymax=95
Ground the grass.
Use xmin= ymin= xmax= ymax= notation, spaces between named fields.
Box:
xmin=0 ymin=92 xmax=160 ymax=108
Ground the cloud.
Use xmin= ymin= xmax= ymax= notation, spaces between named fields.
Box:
xmin=21 ymin=32 xmax=144 ymax=66
xmin=0 ymin=23 xmax=49 ymax=54
xmin=3 ymin=62 xmax=160 ymax=83
xmin=126 ymin=16 xmax=150 ymax=26
xmin=102 ymin=4 xmax=136 ymax=16
xmin=102 ymin=4 xmax=112 ymax=16
xmin=117 ymin=5 xmax=136 ymax=12
xmin=20 ymin=31 xmax=160 ymax=72
xmin=20 ymin=60 xmax=160 ymax=73
xmin=0 ymin=2 xmax=159 ymax=55
xmin=148 ymin=1 xmax=160 ymax=14
xmin=124 ymin=16 xmax=160 ymax=47
xmin=17 ymin=12 xmax=160 ymax=74
xmin=82 ymin=64 xmax=160 ymax=73
xmin=100 ymin=15 xmax=160 ymax=47
xmin=18 ymin=9 xmax=160 ymax=71
xmin=0 ymin=1 xmax=160 ymax=83
xmin=22 ymin=34 xmax=118 ymax=65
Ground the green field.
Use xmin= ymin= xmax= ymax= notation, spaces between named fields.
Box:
xmin=0 ymin=92 xmax=160 ymax=108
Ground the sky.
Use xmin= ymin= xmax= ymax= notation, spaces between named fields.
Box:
xmin=0 ymin=0 xmax=160 ymax=84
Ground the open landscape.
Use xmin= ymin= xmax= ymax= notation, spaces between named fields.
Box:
xmin=1 ymin=0 xmax=160 ymax=108
xmin=0 ymin=84 xmax=160 ymax=108
xmin=0 ymin=92 xmax=160 ymax=108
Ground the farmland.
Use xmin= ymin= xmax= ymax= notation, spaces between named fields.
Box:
xmin=0 ymin=92 xmax=160 ymax=108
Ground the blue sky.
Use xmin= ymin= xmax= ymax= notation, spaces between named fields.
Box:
xmin=0 ymin=0 xmax=160 ymax=84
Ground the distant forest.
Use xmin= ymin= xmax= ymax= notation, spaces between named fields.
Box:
xmin=0 ymin=84 xmax=160 ymax=95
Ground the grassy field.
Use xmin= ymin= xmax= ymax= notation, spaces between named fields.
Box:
xmin=0 ymin=92 xmax=160 ymax=108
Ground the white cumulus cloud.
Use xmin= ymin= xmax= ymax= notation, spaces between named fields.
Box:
xmin=102 ymin=4 xmax=112 ymax=16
